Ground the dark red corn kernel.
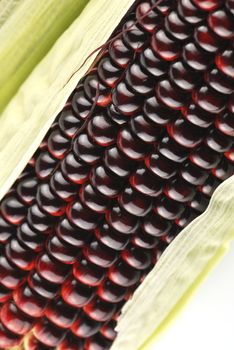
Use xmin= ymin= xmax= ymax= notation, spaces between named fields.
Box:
xmin=1 ymin=302 xmax=33 ymax=335
xmin=73 ymin=259 xmax=105 ymax=287
xmin=183 ymin=42 xmax=212 ymax=71
xmin=157 ymin=79 xmax=189 ymax=110
xmin=80 ymin=183 xmax=110 ymax=214
xmin=198 ymin=175 xmax=221 ymax=197
xmin=27 ymin=203 xmax=56 ymax=233
xmin=146 ymin=153 xmax=177 ymax=180
xmin=119 ymin=185 xmax=152 ymax=217
xmin=0 ymin=255 xmax=25 ymax=290
xmin=205 ymin=68 xmax=234 ymax=95
xmin=35 ymin=151 xmax=58 ymax=180
xmin=13 ymin=285 xmax=47 ymax=318
xmin=131 ymin=229 xmax=160 ymax=250
xmin=71 ymin=86 xmax=93 ymax=119
xmin=169 ymin=60 xmax=201 ymax=92
xmin=139 ymin=47 xmax=169 ymax=78
xmin=190 ymin=145 xmax=221 ymax=169
xmin=47 ymin=235 xmax=78 ymax=264
xmin=151 ymin=28 xmax=180 ymax=61
xmin=189 ymin=192 xmax=210 ymax=213
xmin=143 ymin=95 xmax=176 ymax=126
xmin=61 ymin=277 xmax=95 ymax=308
xmin=167 ymin=118 xmax=205 ymax=148
xmin=37 ymin=183 xmax=66 ymax=217
xmin=225 ymin=146 xmax=234 ymax=163
xmin=28 ymin=272 xmax=58 ymax=299
xmin=205 ymin=128 xmax=232 ymax=153
xmin=216 ymin=47 xmax=234 ymax=79
xmin=212 ymin=157 xmax=234 ymax=180
xmin=136 ymin=2 xmax=160 ymax=33
xmin=118 ymin=127 xmax=152 ymax=160
xmin=90 ymin=164 xmax=123 ymax=198
xmin=109 ymin=37 xmax=133 ymax=68
xmin=61 ymin=152 xmax=90 ymax=184
xmin=107 ymin=104 xmax=128 ymax=125
xmin=95 ymin=223 xmax=129 ymax=251
xmin=26 ymin=333 xmax=57 ymax=350
xmin=228 ymin=94 xmax=234 ymax=114
xmin=122 ymin=19 xmax=148 ymax=51
xmin=106 ymin=204 xmax=139 ymax=234
xmin=130 ymin=113 xmax=162 ymax=143
xmin=67 ymin=200 xmax=100 ymax=231
xmin=5 ymin=238 xmax=35 ymax=271
xmin=97 ymin=280 xmax=127 ymax=303
xmin=0 ymin=322 xmax=21 ymax=348
xmin=87 ymin=112 xmax=117 ymax=147
xmin=0 ymin=284 xmax=11 ymax=303
xmin=158 ymin=136 xmax=188 ymax=163
xmin=58 ymin=332 xmax=84 ymax=350
xmin=16 ymin=176 xmax=38 ymax=205
xmin=71 ymin=312 xmax=102 ymax=338
xmin=164 ymin=178 xmax=195 ymax=202
xmin=97 ymin=57 xmax=122 ymax=88
xmin=193 ymin=0 xmax=222 ymax=11
xmin=121 ymin=245 xmax=152 ymax=270
xmin=47 ymin=128 xmax=70 ymax=160
xmin=142 ymin=212 xmax=171 ymax=237
xmin=100 ymin=320 xmax=117 ymax=341
xmin=83 ymin=297 xmax=116 ymax=322
xmin=226 ymin=0 xmax=234 ymax=15
xmin=175 ymin=208 xmax=197 ymax=228
xmin=151 ymin=0 xmax=175 ymax=16
xmin=165 ymin=10 xmax=193 ymax=40
xmin=34 ymin=318 xmax=66 ymax=347
xmin=58 ymin=107 xmax=82 ymax=138
xmin=1 ymin=196 xmax=27 ymax=226
xmin=125 ymin=62 xmax=154 ymax=95
xmin=108 ymin=260 xmax=141 ymax=287
xmin=112 ymin=81 xmax=142 ymax=116
xmin=73 ymin=133 xmax=102 ymax=165
xmin=208 ymin=8 xmax=234 ymax=39
xmin=50 ymin=169 xmax=77 ymax=202
xmin=0 ymin=215 xmax=16 ymax=244
xmin=154 ymin=196 xmax=184 ymax=220
xmin=177 ymin=0 xmax=205 ymax=24
xmin=84 ymin=240 xmax=117 ymax=269
xmin=56 ymin=218 xmax=92 ymax=248
xmin=182 ymin=103 xmax=214 ymax=128
xmin=194 ymin=25 xmax=223 ymax=53
xmin=36 ymin=253 xmax=69 ymax=284
xmin=83 ymin=73 xmax=111 ymax=107
xmin=84 ymin=333 xmax=111 ymax=350
xmin=45 ymin=297 xmax=77 ymax=329
xmin=104 ymin=146 xmax=135 ymax=178
xmin=181 ymin=161 xmax=209 ymax=185
xmin=193 ymin=84 xmax=227 ymax=113
xmin=215 ymin=112 xmax=234 ymax=136
xmin=130 ymin=165 xmax=162 ymax=197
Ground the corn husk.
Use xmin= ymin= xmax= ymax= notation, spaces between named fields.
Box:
xmin=0 ymin=0 xmax=89 ymax=113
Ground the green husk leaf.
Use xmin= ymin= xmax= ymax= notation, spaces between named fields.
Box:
xmin=0 ymin=0 xmax=89 ymax=113
xmin=0 ymin=0 xmax=135 ymax=200
xmin=111 ymin=175 xmax=234 ymax=350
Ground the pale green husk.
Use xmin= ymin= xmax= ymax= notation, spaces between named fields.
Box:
xmin=0 ymin=0 xmax=135 ymax=201
xmin=0 ymin=0 xmax=89 ymax=113
xmin=111 ymin=175 xmax=234 ymax=350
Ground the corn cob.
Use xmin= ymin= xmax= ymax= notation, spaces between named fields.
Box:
xmin=0 ymin=0 xmax=233 ymax=349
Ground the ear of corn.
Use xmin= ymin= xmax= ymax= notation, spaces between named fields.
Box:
xmin=112 ymin=175 xmax=234 ymax=350
xmin=0 ymin=0 xmax=90 ymax=113
xmin=0 ymin=0 xmax=233 ymax=349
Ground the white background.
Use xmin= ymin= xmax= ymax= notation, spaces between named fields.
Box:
xmin=148 ymin=242 xmax=234 ymax=350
